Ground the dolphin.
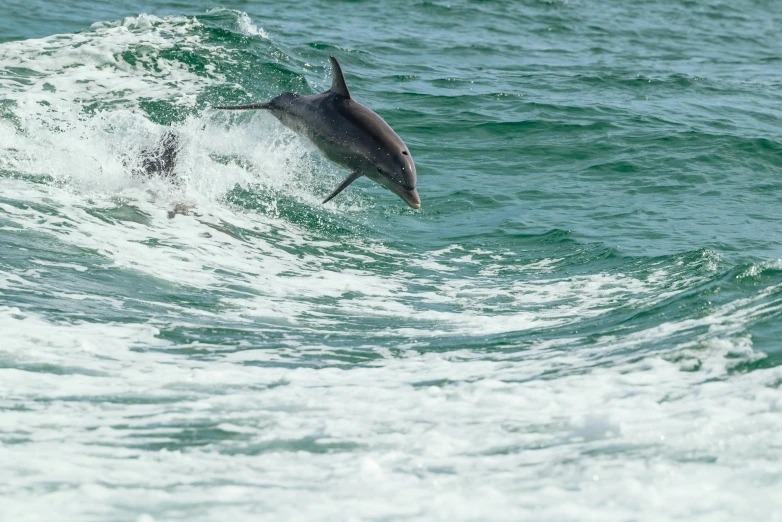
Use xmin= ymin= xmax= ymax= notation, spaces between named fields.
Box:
xmin=214 ymin=57 xmax=420 ymax=208
xmin=139 ymin=129 xmax=179 ymax=179
xmin=124 ymin=128 xmax=179 ymax=179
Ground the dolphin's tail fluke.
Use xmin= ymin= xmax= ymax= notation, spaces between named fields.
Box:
xmin=213 ymin=103 xmax=271 ymax=110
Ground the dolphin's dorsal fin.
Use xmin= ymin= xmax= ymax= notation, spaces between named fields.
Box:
xmin=329 ymin=57 xmax=351 ymax=99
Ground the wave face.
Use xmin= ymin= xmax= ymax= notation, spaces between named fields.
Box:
xmin=2 ymin=3 xmax=782 ymax=521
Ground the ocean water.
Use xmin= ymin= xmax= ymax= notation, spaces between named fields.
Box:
xmin=1 ymin=0 xmax=782 ymax=520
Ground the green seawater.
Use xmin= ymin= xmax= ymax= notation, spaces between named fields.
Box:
xmin=1 ymin=1 xmax=781 ymax=520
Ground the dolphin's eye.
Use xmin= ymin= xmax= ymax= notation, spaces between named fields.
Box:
xmin=377 ymin=167 xmax=383 ymax=173
xmin=402 ymin=151 xmax=408 ymax=155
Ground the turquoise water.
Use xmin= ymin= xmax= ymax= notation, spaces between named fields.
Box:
xmin=1 ymin=1 xmax=781 ymax=520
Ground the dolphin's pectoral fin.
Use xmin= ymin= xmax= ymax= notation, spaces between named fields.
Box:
xmin=213 ymin=103 xmax=271 ymax=110
xmin=328 ymin=57 xmax=351 ymax=99
xmin=322 ymin=169 xmax=363 ymax=204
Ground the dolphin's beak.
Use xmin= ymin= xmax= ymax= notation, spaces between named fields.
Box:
xmin=401 ymin=188 xmax=421 ymax=209
xmin=375 ymin=175 xmax=421 ymax=209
